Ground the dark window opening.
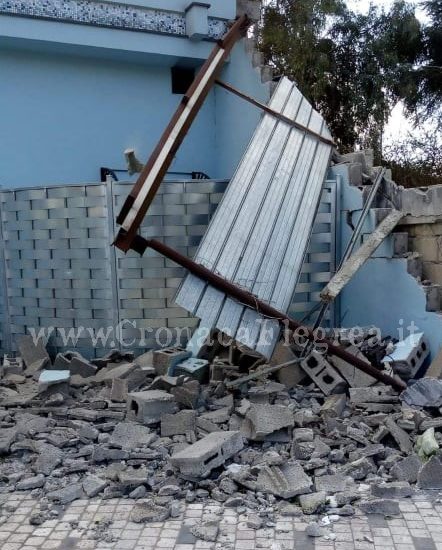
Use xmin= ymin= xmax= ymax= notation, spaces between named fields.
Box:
xmin=171 ymin=66 xmax=195 ymax=94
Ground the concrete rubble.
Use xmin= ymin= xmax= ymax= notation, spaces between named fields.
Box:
xmin=1 ymin=333 xmax=442 ymax=539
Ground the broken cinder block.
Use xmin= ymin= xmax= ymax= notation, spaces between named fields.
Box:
xmin=301 ymin=351 xmax=347 ymax=395
xmin=127 ymin=390 xmax=178 ymax=425
xmin=153 ymin=347 xmax=191 ymax=376
xmin=170 ymin=431 xmax=244 ymax=477
xmin=241 ymin=403 xmax=294 ymax=441
xmin=174 ymin=358 xmax=209 ymax=383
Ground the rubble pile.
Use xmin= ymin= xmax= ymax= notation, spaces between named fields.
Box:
xmin=1 ymin=332 xmax=442 ymax=537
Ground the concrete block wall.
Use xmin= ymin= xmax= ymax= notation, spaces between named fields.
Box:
xmin=0 ymin=178 xmax=337 ymax=358
xmin=407 ymin=223 xmax=442 ymax=286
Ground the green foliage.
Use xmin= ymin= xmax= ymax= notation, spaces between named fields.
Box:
xmin=383 ymin=126 xmax=442 ymax=187
xmin=258 ymin=0 xmax=440 ymax=157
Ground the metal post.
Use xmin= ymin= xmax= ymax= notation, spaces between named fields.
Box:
xmin=114 ymin=15 xmax=251 ymax=253
xmin=0 ymin=190 xmax=13 ymax=352
xmin=125 ymin=233 xmax=406 ymax=391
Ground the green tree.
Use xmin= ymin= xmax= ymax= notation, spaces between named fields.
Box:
xmin=258 ymin=0 xmax=427 ymax=158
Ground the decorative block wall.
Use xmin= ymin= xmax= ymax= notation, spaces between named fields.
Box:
xmin=0 ymin=178 xmax=337 ymax=358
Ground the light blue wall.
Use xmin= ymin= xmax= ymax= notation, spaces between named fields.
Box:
xmin=0 ymin=48 xmax=218 ymax=187
xmin=215 ymin=41 xmax=271 ymax=179
xmin=334 ymin=166 xmax=442 ymax=361
xmin=0 ymin=4 xmax=270 ymax=187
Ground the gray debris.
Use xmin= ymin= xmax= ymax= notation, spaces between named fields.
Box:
xmin=299 ymin=491 xmax=326 ymax=514
xmin=82 ymin=476 xmax=109 ymax=498
xmin=47 ymin=483 xmax=85 ymax=505
xmin=256 ymin=461 xmax=312 ymax=499
xmin=401 ymin=379 xmax=442 ymax=408
xmin=418 ymin=454 xmax=442 ymax=489
xmin=371 ymin=481 xmax=413 ymax=498
xmin=390 ymin=454 xmax=422 ymax=483
xmin=305 ymin=521 xmax=326 ymax=537
xmin=359 ymin=499 xmax=400 ymax=516
xmin=130 ymin=501 xmax=170 ymax=523
xmin=190 ymin=516 xmax=220 ymax=542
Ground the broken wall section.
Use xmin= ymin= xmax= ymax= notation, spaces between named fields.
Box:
xmin=333 ymin=163 xmax=442 ymax=361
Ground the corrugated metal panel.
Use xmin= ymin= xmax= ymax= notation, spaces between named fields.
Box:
xmin=175 ymin=77 xmax=333 ymax=357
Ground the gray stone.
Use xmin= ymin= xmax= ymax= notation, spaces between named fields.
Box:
xmin=246 ymin=514 xmax=263 ymax=529
xmin=47 ymin=483 xmax=85 ymax=505
xmin=16 ymin=335 xmax=50 ymax=373
xmin=320 ymin=394 xmax=347 ymax=418
xmin=110 ymin=378 xmax=128 ymax=402
xmin=82 ymin=476 xmax=109 ymax=498
xmin=293 ymin=428 xmax=314 ymax=442
xmin=418 ymin=454 xmax=442 ymax=489
xmin=401 ymin=378 xmax=442 ymax=408
xmin=0 ymin=427 xmax=17 ymax=455
xmin=130 ymin=501 xmax=170 ymax=523
xmin=390 ymin=454 xmax=422 ymax=483
xmin=161 ymin=410 xmax=197 ymax=437
xmin=91 ymin=446 xmax=129 ymax=463
xmin=127 ymin=390 xmax=178 ymax=425
xmin=371 ymin=481 xmax=413 ymax=498
xmin=315 ymin=474 xmax=349 ymax=494
xmin=170 ymin=380 xmax=200 ymax=409
xmin=241 ymin=404 xmax=294 ymax=441
xmin=129 ymin=486 xmax=147 ymax=499
xmin=190 ymin=517 xmax=220 ymax=542
xmin=385 ymin=417 xmax=412 ymax=453
xmin=110 ymin=422 xmax=156 ymax=450
xmin=329 ymin=346 xmax=376 ymax=387
xmin=359 ymin=499 xmax=400 ymax=515
xmin=256 ymin=461 xmax=312 ymax=499
xmin=349 ymin=387 xmax=399 ymax=404
xmin=33 ymin=443 xmax=64 ymax=475
xmin=153 ymin=347 xmax=191 ymax=376
xmin=343 ymin=458 xmax=375 ymax=480
xmin=305 ymin=522 xmax=325 ymax=537
xmin=299 ymin=491 xmax=326 ymax=514
xmin=69 ymin=357 xmax=97 ymax=378
xmin=16 ymin=475 xmax=45 ymax=491
xmin=170 ymin=431 xmax=244 ymax=477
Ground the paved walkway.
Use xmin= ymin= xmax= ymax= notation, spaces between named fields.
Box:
xmin=1 ymin=493 xmax=442 ymax=550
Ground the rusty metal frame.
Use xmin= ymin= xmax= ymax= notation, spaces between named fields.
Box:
xmin=114 ymin=15 xmax=251 ymax=252
xmin=126 ymin=233 xmax=406 ymax=391
xmin=215 ymin=79 xmax=336 ymax=147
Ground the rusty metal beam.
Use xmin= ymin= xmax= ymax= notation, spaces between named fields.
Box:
xmin=126 ymin=233 xmax=406 ymax=392
xmin=114 ymin=15 xmax=251 ymax=253
xmin=215 ymin=79 xmax=336 ymax=148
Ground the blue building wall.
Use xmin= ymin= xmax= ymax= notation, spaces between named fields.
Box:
xmin=333 ymin=166 xmax=442 ymax=361
xmin=0 ymin=0 xmax=268 ymax=188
